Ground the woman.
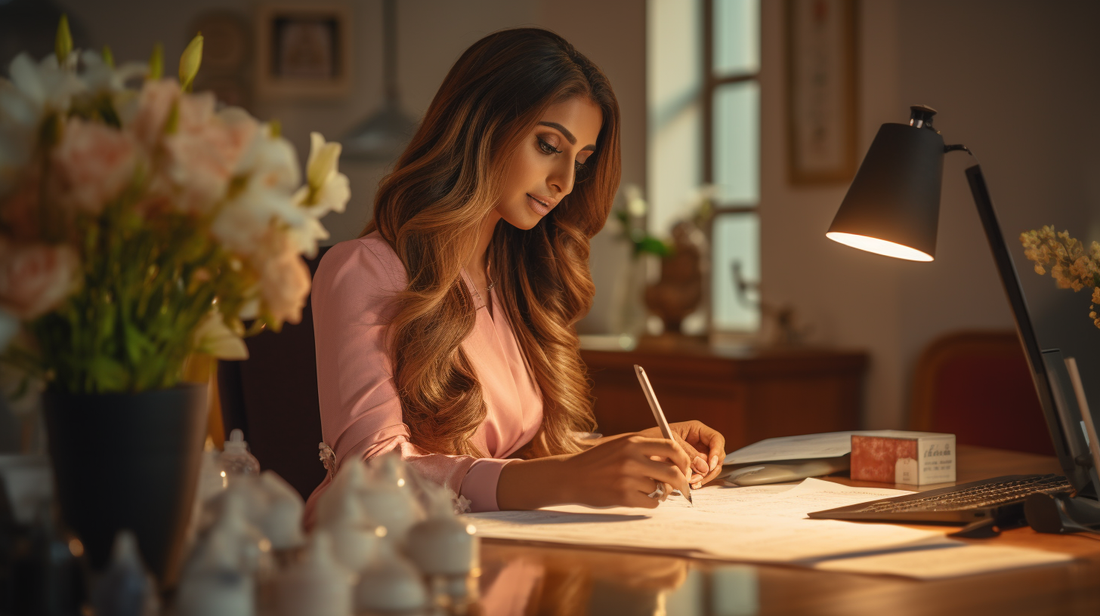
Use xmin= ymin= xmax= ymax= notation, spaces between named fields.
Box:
xmin=309 ymin=28 xmax=725 ymax=514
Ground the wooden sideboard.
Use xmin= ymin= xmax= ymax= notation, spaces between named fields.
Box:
xmin=581 ymin=338 xmax=869 ymax=450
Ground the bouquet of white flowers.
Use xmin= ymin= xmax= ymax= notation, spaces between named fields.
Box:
xmin=0 ymin=18 xmax=350 ymax=393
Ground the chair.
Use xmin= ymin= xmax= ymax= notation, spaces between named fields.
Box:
xmin=217 ymin=246 xmax=331 ymax=500
xmin=909 ymin=330 xmax=1054 ymax=456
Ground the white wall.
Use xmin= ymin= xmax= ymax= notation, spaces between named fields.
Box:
xmin=760 ymin=0 xmax=1100 ymax=428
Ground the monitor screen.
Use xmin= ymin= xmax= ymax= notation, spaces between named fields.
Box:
xmin=967 ymin=165 xmax=1096 ymax=496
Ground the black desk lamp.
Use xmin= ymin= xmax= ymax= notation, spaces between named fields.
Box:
xmin=826 ymin=105 xmax=1100 ymax=533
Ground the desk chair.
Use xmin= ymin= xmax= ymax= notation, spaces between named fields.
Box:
xmin=909 ymin=330 xmax=1053 ymax=455
xmin=217 ymin=246 xmax=331 ymax=500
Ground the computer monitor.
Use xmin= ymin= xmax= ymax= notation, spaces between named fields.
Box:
xmin=966 ymin=165 xmax=1098 ymax=497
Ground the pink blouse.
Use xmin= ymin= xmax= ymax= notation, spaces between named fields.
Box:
xmin=304 ymin=232 xmax=544 ymax=517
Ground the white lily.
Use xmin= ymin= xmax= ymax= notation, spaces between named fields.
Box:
xmin=6 ymin=53 xmax=85 ymax=118
xmin=295 ymin=131 xmax=350 ymax=218
xmin=234 ymin=122 xmax=301 ymax=191
xmin=191 ymin=309 xmax=248 ymax=360
xmin=0 ymin=53 xmax=91 ymax=197
xmin=286 ymin=215 xmax=330 ymax=259
xmin=212 ymin=181 xmax=297 ymax=258
xmin=80 ymin=50 xmax=147 ymax=94
xmin=214 ymin=123 xmax=310 ymax=257
xmin=79 ymin=51 xmax=147 ymax=128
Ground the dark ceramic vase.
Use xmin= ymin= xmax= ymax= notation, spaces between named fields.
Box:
xmin=42 ymin=384 xmax=208 ymax=587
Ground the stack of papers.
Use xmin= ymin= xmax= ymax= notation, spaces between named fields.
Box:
xmin=468 ymin=479 xmax=1073 ymax=579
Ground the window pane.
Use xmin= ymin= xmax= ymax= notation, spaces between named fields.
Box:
xmin=713 ymin=81 xmax=759 ymax=204
xmin=712 ymin=213 xmax=760 ymax=331
xmin=714 ymin=0 xmax=759 ymax=76
xmin=647 ymin=0 xmax=704 ymax=235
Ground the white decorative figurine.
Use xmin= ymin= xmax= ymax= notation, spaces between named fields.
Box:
xmin=353 ymin=536 xmax=429 ymax=614
xmin=272 ymin=531 xmax=355 ymax=616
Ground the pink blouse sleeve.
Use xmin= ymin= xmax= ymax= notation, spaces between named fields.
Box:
xmin=311 ymin=238 xmax=512 ymax=512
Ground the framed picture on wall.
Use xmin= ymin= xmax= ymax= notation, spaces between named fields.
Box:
xmin=256 ymin=4 xmax=352 ymax=99
xmin=786 ymin=0 xmax=858 ymax=185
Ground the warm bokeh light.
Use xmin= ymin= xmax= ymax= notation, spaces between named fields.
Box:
xmin=826 ymin=232 xmax=934 ymax=262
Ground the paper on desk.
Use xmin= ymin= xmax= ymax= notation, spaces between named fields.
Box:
xmin=813 ymin=544 xmax=1074 ymax=579
xmin=681 ymin=478 xmax=916 ymax=519
xmin=470 ymin=479 xmax=950 ymax=564
xmin=722 ymin=431 xmax=859 ymax=465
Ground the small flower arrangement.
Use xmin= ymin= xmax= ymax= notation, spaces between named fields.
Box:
xmin=0 ymin=18 xmax=350 ymax=393
xmin=612 ymin=185 xmax=671 ymax=258
xmin=1020 ymin=225 xmax=1100 ymax=330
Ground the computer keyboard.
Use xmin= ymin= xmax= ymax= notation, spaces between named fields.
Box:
xmin=854 ymin=475 xmax=1071 ymax=513
xmin=808 ymin=474 xmax=1074 ymax=524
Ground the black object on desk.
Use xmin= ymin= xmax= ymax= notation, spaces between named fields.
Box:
xmin=809 ymin=474 xmax=1072 ymax=528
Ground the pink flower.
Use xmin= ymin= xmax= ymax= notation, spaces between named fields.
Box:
xmin=129 ymin=79 xmax=180 ymax=149
xmin=49 ymin=118 xmax=137 ymax=215
xmin=0 ymin=239 xmax=79 ymax=319
xmin=256 ymin=233 xmax=310 ymax=326
xmin=163 ymin=102 xmax=258 ymax=215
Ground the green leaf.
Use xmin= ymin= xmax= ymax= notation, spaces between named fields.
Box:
xmin=148 ymin=43 xmax=164 ymax=80
xmin=636 ymin=237 xmax=672 ymax=258
xmin=123 ymin=322 xmax=156 ymax=363
xmin=86 ymin=356 xmax=130 ymax=392
xmin=55 ymin=15 xmax=72 ymax=64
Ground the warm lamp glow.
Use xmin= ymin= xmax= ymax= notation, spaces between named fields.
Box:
xmin=826 ymin=232 xmax=934 ymax=262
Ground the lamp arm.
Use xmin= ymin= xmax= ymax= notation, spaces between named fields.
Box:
xmin=944 ymin=143 xmax=972 ymax=155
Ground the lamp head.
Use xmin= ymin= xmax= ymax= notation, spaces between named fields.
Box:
xmin=826 ymin=105 xmax=946 ymax=262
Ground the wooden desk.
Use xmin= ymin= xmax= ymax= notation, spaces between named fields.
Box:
xmin=582 ymin=340 xmax=869 ymax=449
xmin=476 ymin=446 xmax=1100 ymax=615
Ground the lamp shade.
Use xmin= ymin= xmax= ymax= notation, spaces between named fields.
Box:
xmin=826 ymin=122 xmax=945 ymax=261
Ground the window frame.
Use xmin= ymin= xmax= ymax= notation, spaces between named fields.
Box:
xmin=703 ymin=0 xmax=762 ymax=331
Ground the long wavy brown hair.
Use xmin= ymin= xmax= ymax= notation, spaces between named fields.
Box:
xmin=362 ymin=28 xmax=621 ymax=458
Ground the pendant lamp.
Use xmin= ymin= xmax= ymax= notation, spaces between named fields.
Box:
xmin=340 ymin=0 xmax=417 ymax=163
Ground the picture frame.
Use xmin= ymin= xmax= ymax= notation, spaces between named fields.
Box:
xmin=256 ymin=4 xmax=352 ymax=100
xmin=786 ymin=0 xmax=859 ymax=185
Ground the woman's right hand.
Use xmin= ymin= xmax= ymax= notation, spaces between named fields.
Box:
xmin=562 ymin=434 xmax=693 ymax=508
xmin=497 ymin=435 xmax=692 ymax=510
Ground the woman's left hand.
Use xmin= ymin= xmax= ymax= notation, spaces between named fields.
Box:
xmin=637 ymin=420 xmax=726 ymax=488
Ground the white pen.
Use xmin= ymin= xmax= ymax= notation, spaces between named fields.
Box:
xmin=634 ymin=364 xmax=693 ymax=505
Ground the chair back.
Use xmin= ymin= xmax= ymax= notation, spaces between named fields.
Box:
xmin=909 ymin=330 xmax=1054 ymax=455
xmin=218 ymin=246 xmax=331 ymax=500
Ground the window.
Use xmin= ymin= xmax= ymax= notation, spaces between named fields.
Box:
xmin=648 ymin=0 xmax=761 ymax=333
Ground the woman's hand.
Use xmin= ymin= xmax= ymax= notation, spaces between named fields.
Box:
xmin=636 ymin=420 xmax=726 ymax=488
xmin=497 ymin=435 xmax=692 ymax=510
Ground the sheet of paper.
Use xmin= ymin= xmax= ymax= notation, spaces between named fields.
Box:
xmin=813 ymin=544 xmax=1075 ymax=579
xmin=469 ymin=479 xmax=950 ymax=564
xmin=722 ymin=431 xmax=859 ymax=465
xmin=675 ymin=478 xmax=914 ymax=519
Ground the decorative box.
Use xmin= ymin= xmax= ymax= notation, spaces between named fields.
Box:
xmin=850 ymin=431 xmax=956 ymax=485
